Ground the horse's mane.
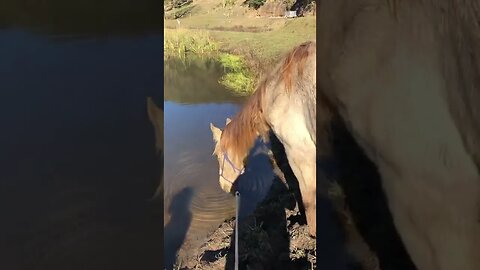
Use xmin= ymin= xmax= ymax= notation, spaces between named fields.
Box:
xmin=217 ymin=41 xmax=315 ymax=163
xmin=281 ymin=41 xmax=314 ymax=92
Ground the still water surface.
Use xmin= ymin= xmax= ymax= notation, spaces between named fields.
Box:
xmin=0 ymin=1 xmax=162 ymax=269
xmin=164 ymin=59 xmax=240 ymax=263
xmin=164 ymin=58 xmax=275 ymax=267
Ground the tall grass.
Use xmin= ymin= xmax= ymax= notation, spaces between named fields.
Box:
xmin=164 ymin=29 xmax=257 ymax=95
xmin=164 ymin=29 xmax=218 ymax=58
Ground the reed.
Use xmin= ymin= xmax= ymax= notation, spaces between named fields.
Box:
xmin=164 ymin=29 xmax=218 ymax=58
xmin=164 ymin=29 xmax=256 ymax=95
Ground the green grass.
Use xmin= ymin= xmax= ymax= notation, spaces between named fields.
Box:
xmin=166 ymin=16 xmax=315 ymax=68
xmin=164 ymin=29 xmax=256 ymax=95
xmin=210 ymin=17 xmax=316 ymax=65
xmin=164 ymin=15 xmax=288 ymax=31
xmin=217 ymin=53 xmax=255 ymax=95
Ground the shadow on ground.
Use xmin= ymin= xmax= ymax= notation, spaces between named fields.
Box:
xmin=193 ymin=133 xmax=315 ymax=270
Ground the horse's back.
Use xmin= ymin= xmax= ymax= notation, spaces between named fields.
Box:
xmin=265 ymin=41 xmax=317 ymax=147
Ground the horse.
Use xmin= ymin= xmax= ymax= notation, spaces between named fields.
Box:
xmin=317 ymin=1 xmax=480 ymax=270
xmin=209 ymin=41 xmax=317 ymax=236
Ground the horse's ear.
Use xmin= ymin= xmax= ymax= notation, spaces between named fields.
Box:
xmin=210 ymin=123 xmax=222 ymax=142
xmin=147 ymin=97 xmax=161 ymax=122
xmin=225 ymin=118 xmax=231 ymax=125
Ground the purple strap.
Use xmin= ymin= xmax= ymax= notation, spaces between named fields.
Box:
xmin=219 ymin=151 xmax=245 ymax=184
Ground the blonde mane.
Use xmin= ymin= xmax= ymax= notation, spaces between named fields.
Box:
xmin=217 ymin=41 xmax=315 ymax=164
xmin=281 ymin=41 xmax=314 ymax=92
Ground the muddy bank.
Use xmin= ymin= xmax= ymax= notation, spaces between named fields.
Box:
xmin=173 ymin=134 xmax=316 ymax=269
xmin=176 ymin=173 xmax=316 ymax=269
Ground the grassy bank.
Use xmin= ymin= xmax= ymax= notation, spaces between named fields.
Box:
xmin=164 ymin=29 xmax=218 ymax=58
xmin=208 ymin=17 xmax=316 ymax=66
xmin=164 ymin=15 xmax=315 ymax=95
xmin=164 ymin=16 xmax=315 ymax=65
xmin=164 ymin=28 xmax=255 ymax=94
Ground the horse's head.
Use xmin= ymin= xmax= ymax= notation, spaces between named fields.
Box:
xmin=210 ymin=118 xmax=245 ymax=193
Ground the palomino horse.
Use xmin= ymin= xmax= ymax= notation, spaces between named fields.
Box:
xmin=317 ymin=1 xmax=480 ymax=270
xmin=210 ymin=41 xmax=317 ymax=236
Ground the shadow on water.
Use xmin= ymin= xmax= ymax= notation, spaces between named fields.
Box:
xmin=164 ymin=187 xmax=194 ymax=270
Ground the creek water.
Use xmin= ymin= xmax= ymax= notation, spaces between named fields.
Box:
xmin=163 ymin=57 xmax=274 ymax=268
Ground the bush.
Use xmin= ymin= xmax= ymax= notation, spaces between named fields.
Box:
xmin=164 ymin=0 xmax=192 ymax=8
xmin=244 ymin=0 xmax=266 ymax=9
xmin=164 ymin=4 xmax=195 ymax=19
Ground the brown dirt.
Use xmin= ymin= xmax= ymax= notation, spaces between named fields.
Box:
xmin=176 ymin=179 xmax=316 ymax=270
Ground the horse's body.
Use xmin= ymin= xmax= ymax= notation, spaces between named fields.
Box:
xmin=210 ymin=41 xmax=317 ymax=236
xmin=318 ymin=1 xmax=480 ymax=270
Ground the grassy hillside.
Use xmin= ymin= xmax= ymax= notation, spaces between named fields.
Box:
xmin=209 ymin=17 xmax=315 ymax=65
xmin=164 ymin=0 xmax=316 ymax=68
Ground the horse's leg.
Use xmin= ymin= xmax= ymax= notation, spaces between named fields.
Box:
xmin=270 ymin=98 xmax=317 ymax=236
xmin=283 ymin=144 xmax=316 ymax=236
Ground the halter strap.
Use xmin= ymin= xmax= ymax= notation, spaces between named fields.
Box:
xmin=219 ymin=151 xmax=245 ymax=184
